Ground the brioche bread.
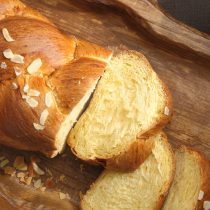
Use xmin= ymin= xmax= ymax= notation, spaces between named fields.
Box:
xmin=0 ymin=0 xmax=112 ymax=157
xmin=68 ymin=51 xmax=172 ymax=170
xmin=162 ymin=146 xmax=210 ymax=210
xmin=81 ymin=131 xmax=175 ymax=210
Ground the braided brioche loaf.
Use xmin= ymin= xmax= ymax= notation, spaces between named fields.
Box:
xmin=0 ymin=0 xmax=112 ymax=157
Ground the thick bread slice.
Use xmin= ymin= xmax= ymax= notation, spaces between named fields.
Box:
xmin=68 ymin=51 xmax=172 ymax=170
xmin=162 ymin=146 xmax=210 ymax=210
xmin=81 ymin=131 xmax=175 ymax=210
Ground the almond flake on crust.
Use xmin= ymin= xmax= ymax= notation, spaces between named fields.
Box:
xmin=33 ymin=123 xmax=44 ymax=131
xmin=34 ymin=179 xmax=43 ymax=189
xmin=11 ymin=54 xmax=24 ymax=64
xmin=45 ymin=92 xmax=53 ymax=108
xmin=28 ymin=89 xmax=40 ymax=97
xmin=164 ymin=106 xmax=170 ymax=116
xmin=0 ymin=62 xmax=7 ymax=69
xmin=198 ymin=190 xmax=204 ymax=200
xmin=204 ymin=201 xmax=210 ymax=210
xmin=2 ymin=28 xmax=15 ymax=42
xmin=14 ymin=66 xmax=22 ymax=76
xmin=26 ymin=97 xmax=38 ymax=108
xmin=11 ymin=82 xmax=18 ymax=90
xmin=27 ymin=58 xmax=42 ymax=74
xmin=40 ymin=109 xmax=49 ymax=126
xmin=3 ymin=49 xmax=14 ymax=59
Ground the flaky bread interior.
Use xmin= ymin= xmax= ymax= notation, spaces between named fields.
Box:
xmin=69 ymin=51 xmax=171 ymax=161
xmin=162 ymin=147 xmax=210 ymax=210
xmin=81 ymin=132 xmax=175 ymax=210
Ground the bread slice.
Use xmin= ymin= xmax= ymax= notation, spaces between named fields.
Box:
xmin=81 ymin=131 xmax=175 ymax=210
xmin=162 ymin=146 xmax=210 ymax=210
xmin=68 ymin=50 xmax=172 ymax=170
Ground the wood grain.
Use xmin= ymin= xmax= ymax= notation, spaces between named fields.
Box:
xmin=0 ymin=0 xmax=210 ymax=209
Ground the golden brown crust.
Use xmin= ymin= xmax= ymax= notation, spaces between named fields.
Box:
xmin=0 ymin=0 xmax=112 ymax=157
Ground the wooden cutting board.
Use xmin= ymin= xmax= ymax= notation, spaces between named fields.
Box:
xmin=0 ymin=0 xmax=210 ymax=209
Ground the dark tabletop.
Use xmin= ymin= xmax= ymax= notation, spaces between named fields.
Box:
xmin=159 ymin=0 xmax=210 ymax=35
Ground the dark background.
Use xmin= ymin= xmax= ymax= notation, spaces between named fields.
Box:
xmin=159 ymin=0 xmax=210 ymax=34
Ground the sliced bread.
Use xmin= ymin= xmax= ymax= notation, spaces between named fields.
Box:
xmin=81 ymin=131 xmax=175 ymax=210
xmin=162 ymin=146 xmax=210 ymax=210
xmin=68 ymin=50 xmax=172 ymax=171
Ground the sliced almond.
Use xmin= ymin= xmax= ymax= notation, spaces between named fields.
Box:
xmin=204 ymin=201 xmax=210 ymax=210
xmin=32 ymin=162 xmax=45 ymax=176
xmin=4 ymin=166 xmax=16 ymax=176
xmin=13 ymin=156 xmax=28 ymax=171
xmin=34 ymin=179 xmax=43 ymax=189
xmin=16 ymin=172 xmax=26 ymax=178
xmin=40 ymin=109 xmax=49 ymax=126
xmin=23 ymin=84 xmax=29 ymax=93
xmin=2 ymin=28 xmax=15 ymax=42
xmin=11 ymin=54 xmax=24 ymax=64
xmin=40 ymin=187 xmax=46 ymax=192
xmin=45 ymin=167 xmax=53 ymax=176
xmin=11 ymin=82 xmax=18 ymax=90
xmin=3 ymin=49 xmax=14 ymax=59
xmin=0 ymin=62 xmax=7 ymax=69
xmin=45 ymin=92 xmax=53 ymax=108
xmin=26 ymin=97 xmax=38 ymax=108
xmin=25 ymin=176 xmax=33 ymax=185
xmin=59 ymin=174 xmax=65 ymax=182
xmin=33 ymin=123 xmax=44 ymax=131
xmin=198 ymin=190 xmax=204 ymax=200
xmin=28 ymin=89 xmax=40 ymax=97
xmin=14 ymin=66 xmax=22 ymax=76
xmin=164 ymin=106 xmax=170 ymax=116
xmin=59 ymin=192 xmax=66 ymax=200
xmin=27 ymin=58 xmax=42 ymax=74
xmin=0 ymin=159 xmax=9 ymax=168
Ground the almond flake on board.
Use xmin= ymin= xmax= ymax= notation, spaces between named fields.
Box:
xmin=11 ymin=54 xmax=24 ymax=64
xmin=2 ymin=28 xmax=15 ymax=42
xmin=4 ymin=166 xmax=16 ymax=176
xmin=34 ymin=179 xmax=43 ymax=189
xmin=27 ymin=58 xmax=42 ymax=74
xmin=3 ymin=49 xmax=14 ymax=59
xmin=0 ymin=159 xmax=9 ymax=168
xmin=33 ymin=123 xmax=44 ymax=131
xmin=32 ymin=162 xmax=45 ymax=176
xmin=59 ymin=192 xmax=66 ymax=200
xmin=13 ymin=156 xmax=28 ymax=171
